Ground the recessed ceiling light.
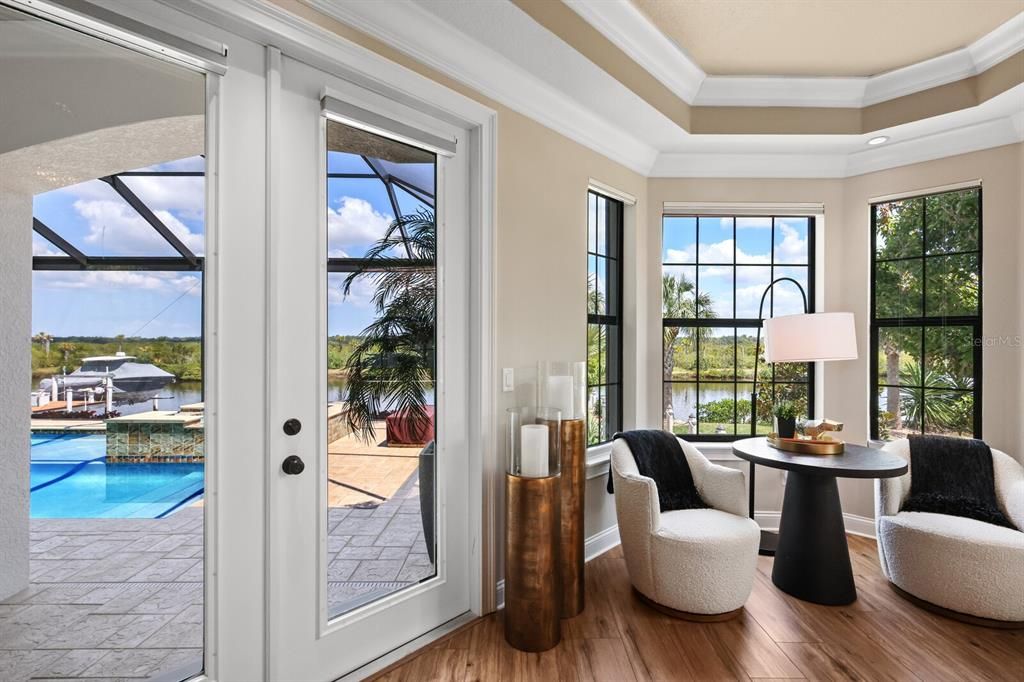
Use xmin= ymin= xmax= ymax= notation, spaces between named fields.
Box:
xmin=867 ymin=136 xmax=889 ymax=146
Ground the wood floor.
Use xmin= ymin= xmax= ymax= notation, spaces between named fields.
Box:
xmin=372 ymin=536 xmax=1024 ymax=681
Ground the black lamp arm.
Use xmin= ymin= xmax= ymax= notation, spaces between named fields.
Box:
xmin=750 ymin=277 xmax=809 ymax=432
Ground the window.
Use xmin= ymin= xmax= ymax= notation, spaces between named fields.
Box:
xmin=662 ymin=214 xmax=815 ymax=440
xmin=870 ymin=187 xmax=982 ymax=440
xmin=587 ymin=191 xmax=623 ymax=445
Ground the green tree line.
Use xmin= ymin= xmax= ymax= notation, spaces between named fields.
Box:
xmin=31 ymin=335 xmax=202 ymax=381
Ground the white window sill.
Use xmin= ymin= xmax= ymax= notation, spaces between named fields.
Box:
xmin=585 ymin=440 xmax=741 ymax=480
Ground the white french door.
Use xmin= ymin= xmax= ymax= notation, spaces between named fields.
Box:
xmin=266 ymin=51 xmax=472 ymax=681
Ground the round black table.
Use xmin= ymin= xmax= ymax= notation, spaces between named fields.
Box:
xmin=732 ymin=437 xmax=907 ymax=606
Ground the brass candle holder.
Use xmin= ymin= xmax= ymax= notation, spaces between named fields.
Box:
xmin=559 ymin=418 xmax=586 ymax=617
xmin=504 ymin=407 xmax=562 ymax=652
xmin=538 ymin=360 xmax=587 ymax=619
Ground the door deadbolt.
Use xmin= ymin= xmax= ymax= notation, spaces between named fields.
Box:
xmin=281 ymin=455 xmax=305 ymax=475
xmin=283 ymin=418 xmax=302 ymax=436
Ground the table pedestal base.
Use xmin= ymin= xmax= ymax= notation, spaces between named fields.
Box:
xmin=771 ymin=471 xmax=856 ymax=605
xmin=759 ymin=530 xmax=777 ymax=557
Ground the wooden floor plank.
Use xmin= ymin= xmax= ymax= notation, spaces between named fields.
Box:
xmin=702 ymin=611 xmax=804 ymax=679
xmin=575 ymin=638 xmax=637 ymax=682
xmin=777 ymin=642 xmax=874 ymax=682
xmin=373 ymin=536 xmax=1021 ymax=682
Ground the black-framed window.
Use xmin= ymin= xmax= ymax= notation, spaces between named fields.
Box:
xmin=662 ymin=215 xmax=815 ymax=441
xmin=870 ymin=186 xmax=982 ymax=440
xmin=587 ymin=191 xmax=623 ymax=445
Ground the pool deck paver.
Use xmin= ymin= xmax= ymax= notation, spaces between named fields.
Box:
xmin=2 ymin=472 xmax=433 ymax=681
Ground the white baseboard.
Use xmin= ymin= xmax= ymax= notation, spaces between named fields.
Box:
xmin=495 ymin=513 xmax=875 ymax=608
xmin=755 ymin=511 xmax=876 ymax=538
xmin=584 ymin=524 xmax=621 ymax=561
xmin=495 ymin=524 xmax=623 ymax=609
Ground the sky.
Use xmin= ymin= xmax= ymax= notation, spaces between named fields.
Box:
xmin=662 ymin=216 xmax=810 ymax=337
xmin=32 ymin=152 xmax=434 ymax=338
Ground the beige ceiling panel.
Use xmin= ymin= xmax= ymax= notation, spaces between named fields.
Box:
xmin=631 ymin=0 xmax=1023 ymax=77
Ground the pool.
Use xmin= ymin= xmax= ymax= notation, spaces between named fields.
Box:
xmin=30 ymin=433 xmax=204 ymax=519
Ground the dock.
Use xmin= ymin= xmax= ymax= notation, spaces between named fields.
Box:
xmin=32 ymin=400 xmax=96 ymax=414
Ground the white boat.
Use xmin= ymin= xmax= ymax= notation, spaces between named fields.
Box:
xmin=38 ymin=352 xmax=175 ymax=405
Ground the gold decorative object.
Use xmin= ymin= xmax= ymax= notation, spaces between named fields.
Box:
xmin=537 ymin=360 xmax=587 ymax=619
xmin=559 ymin=418 xmax=585 ymax=618
xmin=799 ymin=418 xmax=844 ymax=439
xmin=767 ymin=433 xmax=845 ymax=455
xmin=505 ymin=407 xmax=562 ymax=652
xmin=505 ymin=472 xmax=561 ymax=652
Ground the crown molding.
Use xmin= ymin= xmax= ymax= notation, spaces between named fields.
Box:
xmin=563 ymin=0 xmax=704 ymax=102
xmin=652 ymin=112 xmax=1024 ymax=178
xmin=254 ymin=1 xmax=1021 ymax=180
xmin=568 ymin=1 xmax=1024 ymax=109
xmin=305 ymin=0 xmax=658 ymax=175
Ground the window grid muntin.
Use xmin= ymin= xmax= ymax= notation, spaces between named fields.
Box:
xmin=661 ymin=214 xmax=815 ymax=442
xmin=587 ymin=191 xmax=624 ymax=445
xmin=869 ymin=186 xmax=982 ymax=440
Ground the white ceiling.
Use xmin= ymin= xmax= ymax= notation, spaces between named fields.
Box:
xmin=630 ymin=0 xmax=1023 ymax=77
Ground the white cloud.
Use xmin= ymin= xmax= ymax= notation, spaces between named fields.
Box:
xmin=122 ymin=176 xmax=205 ymax=221
xmin=35 ymin=270 xmax=201 ymax=296
xmin=669 ymin=238 xmax=770 ymax=266
xmin=33 ymin=240 xmax=60 ymax=257
xmin=774 ymin=223 xmax=807 ymax=263
xmin=74 ymin=199 xmax=203 ymax=256
xmin=665 ymin=247 xmax=694 ymax=263
xmin=328 ymin=197 xmax=393 ymax=248
xmin=327 ymin=273 xmax=376 ymax=309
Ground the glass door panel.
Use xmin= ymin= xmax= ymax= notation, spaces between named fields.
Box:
xmin=324 ymin=122 xmax=438 ymax=619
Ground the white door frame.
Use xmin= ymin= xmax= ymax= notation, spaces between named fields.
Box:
xmin=20 ymin=1 xmax=498 ymax=679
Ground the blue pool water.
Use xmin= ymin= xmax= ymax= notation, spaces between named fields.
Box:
xmin=30 ymin=434 xmax=204 ymax=519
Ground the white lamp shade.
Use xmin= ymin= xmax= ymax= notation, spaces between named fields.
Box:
xmin=764 ymin=312 xmax=858 ymax=363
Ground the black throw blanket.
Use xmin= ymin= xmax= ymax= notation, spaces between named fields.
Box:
xmin=607 ymin=430 xmax=707 ymax=513
xmin=901 ymin=434 xmax=1016 ymax=530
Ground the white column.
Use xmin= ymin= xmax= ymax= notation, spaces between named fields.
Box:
xmin=66 ymin=387 xmax=73 ymax=413
xmin=0 ymin=191 xmax=31 ymax=599
xmin=105 ymin=377 xmax=113 ymax=414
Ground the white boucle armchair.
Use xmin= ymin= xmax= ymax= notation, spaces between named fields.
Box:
xmin=875 ymin=439 xmax=1024 ymax=625
xmin=611 ymin=437 xmax=760 ymax=620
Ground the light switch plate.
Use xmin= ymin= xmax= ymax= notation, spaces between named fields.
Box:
xmin=502 ymin=368 xmax=514 ymax=392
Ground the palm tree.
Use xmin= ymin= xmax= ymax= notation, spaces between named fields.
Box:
xmin=662 ymin=274 xmax=715 ymax=430
xmin=59 ymin=342 xmax=77 ymax=369
xmin=33 ymin=332 xmax=53 ymax=359
xmin=341 ymin=209 xmax=435 ymax=442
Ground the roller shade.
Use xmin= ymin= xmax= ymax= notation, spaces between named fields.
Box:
xmin=3 ymin=0 xmax=227 ymax=75
xmin=321 ymin=95 xmax=456 ymax=157
xmin=663 ymin=202 xmax=824 ymax=216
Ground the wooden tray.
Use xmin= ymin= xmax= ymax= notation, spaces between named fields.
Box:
xmin=767 ymin=433 xmax=845 ymax=455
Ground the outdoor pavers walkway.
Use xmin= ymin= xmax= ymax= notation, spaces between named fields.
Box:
xmin=1 ymin=471 xmax=433 ymax=681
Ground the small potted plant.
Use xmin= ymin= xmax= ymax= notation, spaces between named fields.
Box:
xmin=773 ymin=400 xmax=799 ymax=439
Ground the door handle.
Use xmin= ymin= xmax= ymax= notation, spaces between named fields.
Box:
xmin=281 ymin=455 xmax=305 ymax=475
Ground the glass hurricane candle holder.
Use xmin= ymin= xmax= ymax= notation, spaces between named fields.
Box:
xmin=506 ymin=406 xmax=561 ymax=478
xmin=537 ymin=361 xmax=586 ymax=422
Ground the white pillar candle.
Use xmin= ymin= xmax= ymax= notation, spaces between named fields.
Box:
xmin=519 ymin=424 xmax=549 ymax=478
xmin=546 ymin=375 xmax=574 ymax=420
